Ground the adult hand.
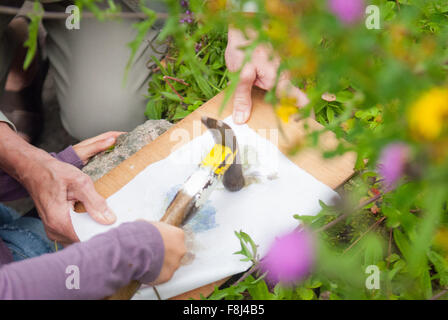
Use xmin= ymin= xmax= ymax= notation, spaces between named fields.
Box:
xmin=225 ymin=27 xmax=309 ymax=124
xmin=22 ymin=156 xmax=117 ymax=244
xmin=26 ymin=132 xmax=124 ymax=244
xmin=147 ymin=222 xmax=186 ymax=285
xmin=0 ymin=123 xmax=124 ymax=245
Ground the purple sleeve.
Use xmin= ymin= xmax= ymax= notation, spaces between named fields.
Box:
xmin=0 ymin=146 xmax=83 ymax=202
xmin=0 ymin=221 xmax=165 ymax=299
xmin=50 ymin=145 xmax=84 ymax=169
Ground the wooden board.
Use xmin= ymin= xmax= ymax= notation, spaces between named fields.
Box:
xmin=75 ymin=88 xmax=356 ymax=299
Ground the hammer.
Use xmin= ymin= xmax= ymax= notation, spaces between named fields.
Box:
xmin=106 ymin=116 xmax=245 ymax=299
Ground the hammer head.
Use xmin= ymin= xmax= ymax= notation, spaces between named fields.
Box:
xmin=201 ymin=116 xmax=245 ymax=192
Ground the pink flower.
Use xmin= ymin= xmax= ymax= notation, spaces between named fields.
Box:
xmin=377 ymin=143 xmax=410 ymax=189
xmin=328 ymin=0 xmax=365 ymax=24
xmin=260 ymin=229 xmax=315 ymax=285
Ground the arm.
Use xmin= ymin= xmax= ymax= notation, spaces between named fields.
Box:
xmin=0 ymin=146 xmax=83 ymax=202
xmin=0 ymin=127 xmax=121 ymax=202
xmin=0 ymin=221 xmax=165 ymax=299
xmin=0 ymin=122 xmax=116 ymax=244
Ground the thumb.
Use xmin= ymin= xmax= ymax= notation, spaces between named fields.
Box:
xmin=70 ymin=174 xmax=117 ymax=225
xmin=233 ymin=64 xmax=257 ymax=124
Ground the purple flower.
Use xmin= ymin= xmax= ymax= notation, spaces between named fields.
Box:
xmin=195 ymin=41 xmax=203 ymax=53
xmin=328 ymin=0 xmax=365 ymax=24
xmin=180 ymin=0 xmax=189 ymax=8
xmin=180 ymin=9 xmax=194 ymax=24
xmin=377 ymin=143 xmax=410 ymax=189
xmin=260 ymin=229 xmax=315 ymax=285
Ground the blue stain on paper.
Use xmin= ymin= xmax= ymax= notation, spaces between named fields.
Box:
xmin=165 ymin=185 xmax=218 ymax=233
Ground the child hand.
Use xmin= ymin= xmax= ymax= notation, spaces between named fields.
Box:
xmin=73 ymin=131 xmax=125 ymax=165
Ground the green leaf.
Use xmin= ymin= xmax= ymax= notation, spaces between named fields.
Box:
xmin=296 ymin=287 xmax=315 ymax=300
xmin=23 ymin=2 xmax=43 ymax=70
xmin=145 ymin=99 xmax=162 ymax=119
xmin=428 ymin=250 xmax=448 ymax=287
xmin=273 ymin=285 xmax=293 ymax=300
xmin=172 ymin=107 xmax=191 ymax=120
xmin=326 ymin=107 xmax=335 ymax=123
xmin=124 ymin=5 xmax=157 ymax=81
xmin=393 ymin=229 xmax=412 ymax=262
xmin=161 ymin=91 xmax=182 ymax=102
xmin=247 ymin=278 xmax=273 ymax=300
xmin=234 ymin=230 xmax=258 ymax=262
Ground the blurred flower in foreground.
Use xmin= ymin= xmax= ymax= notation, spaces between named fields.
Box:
xmin=260 ymin=229 xmax=315 ymax=285
xmin=434 ymin=228 xmax=448 ymax=259
xmin=179 ymin=0 xmax=194 ymax=24
xmin=180 ymin=0 xmax=189 ymax=8
xmin=409 ymin=88 xmax=448 ymax=140
xmin=180 ymin=9 xmax=194 ymax=24
xmin=377 ymin=143 xmax=410 ymax=189
xmin=275 ymin=97 xmax=298 ymax=123
xmin=322 ymin=92 xmax=337 ymax=102
xmin=195 ymin=41 xmax=203 ymax=53
xmin=328 ymin=0 xmax=365 ymax=25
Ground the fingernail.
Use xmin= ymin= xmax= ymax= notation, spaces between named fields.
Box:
xmin=233 ymin=111 xmax=246 ymax=124
xmin=102 ymin=209 xmax=116 ymax=223
xmin=106 ymin=137 xmax=116 ymax=145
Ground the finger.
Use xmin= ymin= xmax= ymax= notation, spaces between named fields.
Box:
xmin=233 ymin=64 xmax=257 ymax=124
xmin=69 ymin=175 xmax=116 ymax=225
xmin=74 ymin=135 xmax=118 ymax=163
xmin=253 ymin=57 xmax=280 ymax=91
xmin=75 ymin=131 xmax=125 ymax=148
xmin=276 ymin=77 xmax=309 ymax=108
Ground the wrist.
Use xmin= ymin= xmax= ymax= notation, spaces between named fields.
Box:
xmin=0 ymin=122 xmax=53 ymax=183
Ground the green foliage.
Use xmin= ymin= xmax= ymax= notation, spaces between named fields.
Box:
xmin=23 ymin=1 xmax=43 ymax=70
xmin=144 ymin=25 xmax=228 ymax=121
xmin=21 ymin=0 xmax=448 ymax=300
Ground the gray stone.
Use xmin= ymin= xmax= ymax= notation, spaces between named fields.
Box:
xmin=82 ymin=119 xmax=172 ymax=181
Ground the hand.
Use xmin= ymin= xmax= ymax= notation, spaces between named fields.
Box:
xmin=30 ymin=132 xmax=125 ymax=244
xmin=73 ymin=131 xmax=125 ymax=165
xmin=0 ymin=125 xmax=119 ymax=245
xmin=148 ymin=222 xmax=186 ymax=285
xmin=22 ymin=155 xmax=117 ymax=244
xmin=225 ymin=27 xmax=309 ymax=124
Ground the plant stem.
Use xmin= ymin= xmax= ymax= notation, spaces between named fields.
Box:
xmin=163 ymin=76 xmax=187 ymax=102
xmin=163 ymin=75 xmax=189 ymax=86
xmin=317 ymin=193 xmax=383 ymax=233
xmin=0 ymin=4 xmax=179 ymax=20
xmin=152 ymin=286 xmax=162 ymax=300
xmin=342 ymin=216 xmax=386 ymax=255
xmin=386 ymin=228 xmax=393 ymax=269
xmin=429 ymin=288 xmax=448 ymax=300
xmin=234 ymin=264 xmax=259 ymax=286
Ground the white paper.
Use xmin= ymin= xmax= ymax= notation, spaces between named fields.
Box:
xmin=70 ymin=117 xmax=338 ymax=300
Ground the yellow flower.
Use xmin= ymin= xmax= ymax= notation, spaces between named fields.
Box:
xmin=266 ymin=19 xmax=289 ymax=42
xmin=434 ymin=228 xmax=448 ymax=261
xmin=265 ymin=0 xmax=293 ymax=19
xmin=275 ymin=97 xmax=298 ymax=123
xmin=409 ymin=88 xmax=448 ymax=140
xmin=434 ymin=228 xmax=448 ymax=249
xmin=285 ymin=37 xmax=308 ymax=58
xmin=277 ymin=36 xmax=317 ymax=77
xmin=207 ymin=0 xmax=227 ymax=13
